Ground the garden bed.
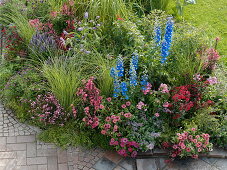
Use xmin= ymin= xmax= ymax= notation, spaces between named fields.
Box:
xmin=0 ymin=0 xmax=226 ymax=161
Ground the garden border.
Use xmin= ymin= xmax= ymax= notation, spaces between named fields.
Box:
xmin=137 ymin=147 xmax=227 ymax=159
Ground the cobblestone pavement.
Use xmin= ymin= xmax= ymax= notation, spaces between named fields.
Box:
xmin=0 ymin=102 xmax=227 ymax=170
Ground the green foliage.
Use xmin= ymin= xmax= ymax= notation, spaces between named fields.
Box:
xmin=183 ymin=0 xmax=227 ymax=57
xmin=42 ymin=57 xmax=82 ymax=111
xmin=38 ymin=120 xmax=111 ymax=149
xmin=0 ymin=2 xmax=35 ymax=44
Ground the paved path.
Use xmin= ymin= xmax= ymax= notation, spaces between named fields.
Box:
xmin=0 ymin=102 xmax=227 ymax=170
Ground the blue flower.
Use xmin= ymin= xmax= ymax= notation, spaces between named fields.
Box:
xmin=140 ymin=74 xmax=148 ymax=90
xmin=161 ymin=17 xmax=174 ymax=63
xmin=129 ymin=64 xmax=137 ymax=86
xmin=154 ymin=26 xmax=161 ymax=44
xmin=121 ymin=82 xmax=129 ymax=99
xmin=131 ymin=53 xmax=139 ymax=70
xmin=116 ymin=56 xmax=124 ymax=77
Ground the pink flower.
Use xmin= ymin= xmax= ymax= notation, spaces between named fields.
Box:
xmin=171 ymin=153 xmax=177 ymax=158
xmin=106 ymin=97 xmax=112 ymax=102
xmin=110 ymin=138 xmax=115 ymax=143
xmin=142 ymin=83 xmax=152 ymax=95
xmin=105 ymin=117 xmax=111 ymax=122
xmin=126 ymin=101 xmax=131 ymax=106
xmin=124 ymin=113 xmax=132 ymax=118
xmin=111 ymin=115 xmax=116 ymax=119
xmin=99 ymin=104 xmax=105 ymax=109
xmin=104 ymin=124 xmax=111 ymax=129
xmin=191 ymin=128 xmax=196 ymax=131
xmin=101 ymin=130 xmax=106 ymax=135
xmin=181 ymin=144 xmax=186 ymax=149
xmin=114 ymin=141 xmax=119 ymax=145
xmin=207 ymin=77 xmax=218 ymax=85
xmin=120 ymin=142 xmax=126 ymax=147
xmin=128 ymin=148 xmax=133 ymax=152
xmin=118 ymin=149 xmax=126 ymax=156
xmin=137 ymin=101 xmax=145 ymax=110
xmin=193 ymin=139 xmax=198 ymax=143
xmin=50 ymin=11 xmax=58 ymax=18
xmin=198 ymin=148 xmax=202 ymax=152
xmin=131 ymin=151 xmax=137 ymax=158
xmin=121 ymin=104 xmax=127 ymax=108
xmin=121 ymin=138 xmax=128 ymax=143
xmin=159 ymin=83 xmax=169 ymax=93
xmin=154 ymin=113 xmax=160 ymax=117
xmin=115 ymin=116 xmax=120 ymax=121
xmin=113 ymin=125 xmax=118 ymax=132
xmin=163 ymin=102 xmax=170 ymax=108
xmin=186 ymin=147 xmax=191 ymax=152
xmin=172 ymin=145 xmax=178 ymax=149
xmin=112 ymin=119 xmax=118 ymax=124
xmin=192 ymin=154 xmax=198 ymax=159
xmin=215 ymin=37 xmax=221 ymax=41
xmin=196 ymin=135 xmax=200 ymax=139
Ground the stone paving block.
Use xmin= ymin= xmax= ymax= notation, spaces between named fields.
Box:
xmin=47 ymin=156 xmax=58 ymax=170
xmin=104 ymin=151 xmax=123 ymax=164
xmin=0 ymin=144 xmax=7 ymax=151
xmin=119 ymin=158 xmax=136 ymax=170
xmin=38 ymin=164 xmax=48 ymax=170
xmin=93 ymin=157 xmax=116 ymax=170
xmin=7 ymin=143 xmax=26 ymax=151
xmin=213 ymin=159 xmax=227 ymax=170
xmin=0 ymin=151 xmax=16 ymax=159
xmin=136 ymin=159 xmax=157 ymax=170
xmin=27 ymin=143 xmax=37 ymax=157
xmin=7 ymin=136 xmax=17 ymax=143
xmin=58 ymin=148 xmax=68 ymax=164
xmin=58 ymin=163 xmax=68 ymax=170
xmin=17 ymin=135 xmax=36 ymax=143
xmin=201 ymin=157 xmax=218 ymax=165
xmin=16 ymin=151 xmax=27 ymax=166
xmin=0 ymin=158 xmax=14 ymax=166
xmin=37 ymin=148 xmax=57 ymax=157
xmin=16 ymin=165 xmax=38 ymax=170
xmin=114 ymin=166 xmax=126 ymax=170
xmin=27 ymin=157 xmax=47 ymax=165
xmin=0 ymin=137 xmax=6 ymax=145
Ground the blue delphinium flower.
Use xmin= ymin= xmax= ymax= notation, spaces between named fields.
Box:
xmin=129 ymin=64 xmax=137 ymax=86
xmin=116 ymin=56 xmax=124 ymax=77
xmin=140 ymin=74 xmax=148 ymax=90
xmin=164 ymin=17 xmax=174 ymax=48
xmin=110 ymin=67 xmax=121 ymax=98
xmin=121 ymin=82 xmax=129 ymax=99
xmin=154 ymin=26 xmax=161 ymax=44
xmin=131 ymin=53 xmax=139 ymax=70
xmin=161 ymin=17 xmax=174 ymax=63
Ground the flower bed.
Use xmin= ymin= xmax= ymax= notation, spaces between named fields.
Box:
xmin=0 ymin=0 xmax=226 ymax=162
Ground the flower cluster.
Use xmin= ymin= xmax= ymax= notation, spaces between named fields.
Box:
xmin=154 ymin=25 xmax=161 ymax=44
xmin=203 ymin=48 xmax=221 ymax=71
xmin=129 ymin=53 xmax=139 ymax=86
xmin=161 ymin=17 xmax=174 ymax=63
xmin=30 ymin=32 xmax=57 ymax=53
xmin=110 ymin=138 xmax=139 ymax=157
xmin=168 ymin=129 xmax=213 ymax=159
xmin=77 ymin=77 xmax=103 ymax=128
xmin=30 ymin=93 xmax=67 ymax=126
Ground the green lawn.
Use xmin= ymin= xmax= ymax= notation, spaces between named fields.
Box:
xmin=182 ymin=0 xmax=227 ymax=58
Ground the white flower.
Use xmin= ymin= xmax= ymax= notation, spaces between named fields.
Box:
xmin=185 ymin=0 xmax=196 ymax=4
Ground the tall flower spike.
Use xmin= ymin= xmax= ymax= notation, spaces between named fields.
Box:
xmin=140 ymin=74 xmax=148 ymax=90
xmin=121 ymin=82 xmax=129 ymax=99
xmin=110 ymin=67 xmax=121 ymax=98
xmin=129 ymin=63 xmax=137 ymax=86
xmin=116 ymin=56 xmax=124 ymax=77
xmin=131 ymin=53 xmax=139 ymax=70
xmin=161 ymin=17 xmax=174 ymax=64
xmin=154 ymin=26 xmax=161 ymax=45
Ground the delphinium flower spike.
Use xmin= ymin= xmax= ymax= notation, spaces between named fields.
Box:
xmin=116 ymin=56 xmax=124 ymax=77
xmin=161 ymin=17 xmax=174 ymax=63
xmin=154 ymin=20 xmax=161 ymax=45
xmin=121 ymin=82 xmax=129 ymax=99
xmin=110 ymin=67 xmax=121 ymax=98
xmin=129 ymin=53 xmax=139 ymax=87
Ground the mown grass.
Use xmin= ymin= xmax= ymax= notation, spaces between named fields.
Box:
xmin=183 ymin=0 xmax=227 ymax=58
